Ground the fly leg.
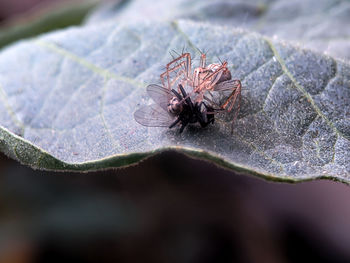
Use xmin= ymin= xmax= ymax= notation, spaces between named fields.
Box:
xmin=195 ymin=102 xmax=215 ymax=128
xmin=169 ymin=84 xmax=192 ymax=133
xmin=169 ymin=116 xmax=181 ymax=129
xmin=179 ymin=120 xmax=189 ymax=133
xmin=202 ymin=102 xmax=215 ymax=125
xmin=178 ymin=84 xmax=194 ymax=111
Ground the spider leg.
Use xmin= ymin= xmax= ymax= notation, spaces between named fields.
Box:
xmin=169 ymin=69 xmax=187 ymax=90
xmin=196 ymin=62 xmax=228 ymax=92
xmin=214 ymin=79 xmax=242 ymax=132
xmin=199 ymin=52 xmax=206 ymax=68
xmin=218 ymin=80 xmax=242 ymax=112
xmin=179 ymin=63 xmax=227 ymax=105
xmin=160 ymin=61 xmax=186 ymax=90
xmin=229 ymin=85 xmax=241 ymax=133
xmin=160 ymin=53 xmax=192 ymax=90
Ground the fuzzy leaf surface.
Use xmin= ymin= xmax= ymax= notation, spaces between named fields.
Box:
xmin=0 ymin=20 xmax=349 ymax=182
xmin=88 ymin=0 xmax=350 ymax=61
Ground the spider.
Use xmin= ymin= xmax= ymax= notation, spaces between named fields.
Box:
xmin=134 ymin=83 xmax=215 ymax=133
xmin=160 ymin=52 xmax=242 ymax=130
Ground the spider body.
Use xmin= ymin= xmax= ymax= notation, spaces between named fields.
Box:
xmin=159 ymin=52 xmax=241 ymax=130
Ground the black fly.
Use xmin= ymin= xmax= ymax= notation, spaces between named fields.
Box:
xmin=134 ymin=84 xmax=215 ymax=133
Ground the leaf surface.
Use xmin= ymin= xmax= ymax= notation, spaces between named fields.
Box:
xmin=87 ymin=0 xmax=350 ymax=61
xmin=0 ymin=19 xmax=349 ymax=182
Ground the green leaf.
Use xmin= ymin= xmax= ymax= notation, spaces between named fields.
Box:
xmin=87 ymin=0 xmax=350 ymax=61
xmin=0 ymin=0 xmax=99 ymax=50
xmin=0 ymin=19 xmax=349 ymax=182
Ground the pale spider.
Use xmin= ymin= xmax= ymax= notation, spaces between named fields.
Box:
xmin=159 ymin=52 xmax=242 ymax=130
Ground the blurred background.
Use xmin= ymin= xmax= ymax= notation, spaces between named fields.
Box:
xmin=1 ymin=151 xmax=350 ymax=263
xmin=1 ymin=0 xmax=350 ymax=262
xmin=0 ymin=0 xmax=100 ymax=49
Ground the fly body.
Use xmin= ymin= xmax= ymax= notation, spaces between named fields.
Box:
xmin=134 ymin=84 xmax=214 ymax=133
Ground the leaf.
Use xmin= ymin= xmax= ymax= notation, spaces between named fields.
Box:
xmin=0 ymin=19 xmax=349 ymax=183
xmin=0 ymin=0 xmax=99 ymax=50
xmin=87 ymin=0 xmax=350 ymax=61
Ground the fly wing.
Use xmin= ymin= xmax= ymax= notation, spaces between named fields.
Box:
xmin=146 ymin=84 xmax=173 ymax=111
xmin=213 ymin=79 xmax=242 ymax=112
xmin=213 ymin=79 xmax=241 ymax=92
xmin=134 ymin=104 xmax=175 ymax=127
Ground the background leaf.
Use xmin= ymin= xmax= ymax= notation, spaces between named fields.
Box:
xmin=87 ymin=0 xmax=350 ymax=61
xmin=0 ymin=0 xmax=100 ymax=50
xmin=0 ymin=0 xmax=349 ymax=182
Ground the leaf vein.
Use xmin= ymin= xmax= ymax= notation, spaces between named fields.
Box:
xmin=0 ymin=83 xmax=25 ymax=135
xmin=35 ymin=40 xmax=145 ymax=87
xmin=264 ymin=38 xmax=350 ymax=142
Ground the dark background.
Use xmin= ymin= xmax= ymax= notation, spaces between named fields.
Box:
xmin=1 ymin=150 xmax=350 ymax=263
xmin=1 ymin=1 xmax=350 ymax=262
xmin=0 ymin=0 xmax=62 ymax=23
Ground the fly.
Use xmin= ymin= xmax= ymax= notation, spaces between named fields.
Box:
xmin=134 ymin=84 xmax=215 ymax=133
